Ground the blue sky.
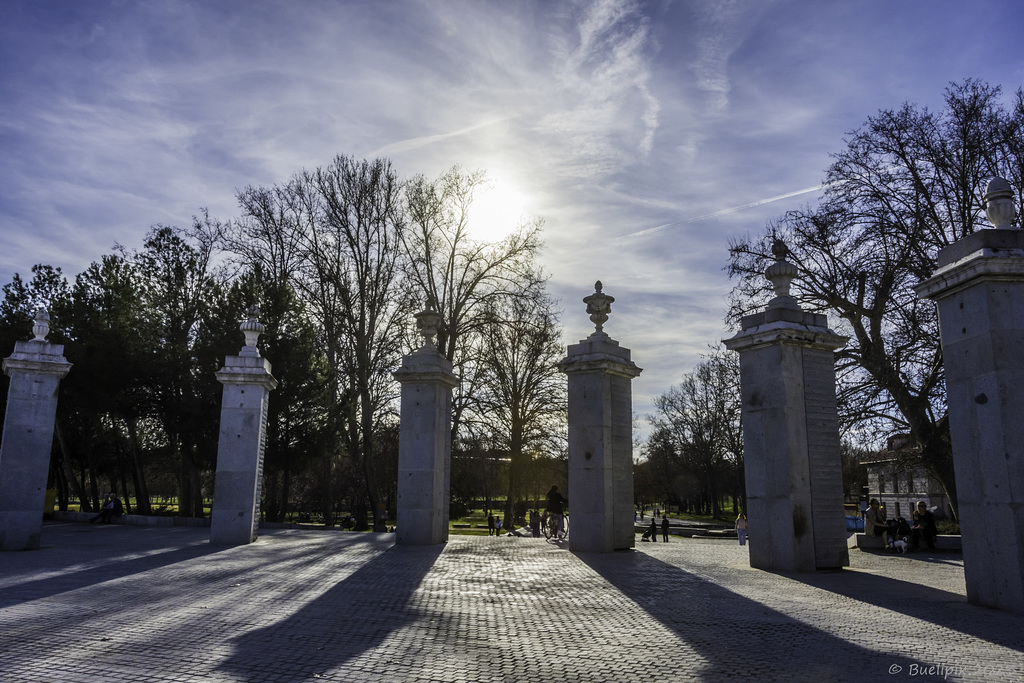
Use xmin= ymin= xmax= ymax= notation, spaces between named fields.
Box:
xmin=2 ymin=0 xmax=1023 ymax=427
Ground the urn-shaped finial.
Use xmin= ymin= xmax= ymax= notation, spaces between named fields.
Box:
xmin=240 ymin=306 xmax=265 ymax=356
xmin=765 ymin=240 xmax=799 ymax=308
xmin=984 ymin=177 xmax=1017 ymax=229
xmin=583 ymin=281 xmax=615 ymax=335
xmin=32 ymin=307 xmax=50 ymax=342
xmin=415 ymin=310 xmax=443 ymax=350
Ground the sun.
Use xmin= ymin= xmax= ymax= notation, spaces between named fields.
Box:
xmin=469 ymin=174 xmax=533 ymax=242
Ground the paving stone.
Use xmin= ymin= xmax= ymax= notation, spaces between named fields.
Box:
xmin=0 ymin=522 xmax=1021 ymax=682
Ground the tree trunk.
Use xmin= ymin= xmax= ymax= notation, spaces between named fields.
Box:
xmin=321 ymin=452 xmax=335 ymax=527
xmin=125 ymin=417 xmax=152 ymax=514
xmin=55 ymin=419 xmax=91 ymax=511
xmin=116 ymin=445 xmax=133 ymax=514
xmin=264 ymin=469 xmax=280 ymax=522
xmin=281 ymin=467 xmax=291 ymax=523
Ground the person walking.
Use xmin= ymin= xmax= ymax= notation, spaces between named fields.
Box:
xmin=648 ymin=517 xmax=657 ymax=542
xmin=735 ymin=513 xmax=748 ymax=546
xmin=487 ymin=513 xmax=495 ymax=536
xmin=661 ymin=515 xmax=670 ymax=542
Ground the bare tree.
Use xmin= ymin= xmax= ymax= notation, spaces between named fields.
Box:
xmin=728 ymin=80 xmax=1024 ymax=516
xmin=403 ymin=166 xmax=544 ymax=442
xmin=471 ymin=288 xmax=566 ymax=527
xmin=224 ymin=156 xmax=410 ymax=530
xmin=307 ymin=156 xmax=409 ymax=531
xmin=648 ymin=352 xmax=742 ymax=519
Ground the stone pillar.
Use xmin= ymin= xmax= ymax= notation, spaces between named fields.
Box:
xmin=394 ymin=310 xmax=458 ymax=545
xmin=0 ymin=309 xmax=72 ymax=551
xmin=915 ymin=177 xmax=1024 ymax=614
xmin=724 ymin=244 xmax=849 ymax=571
xmin=558 ymin=282 xmax=642 ymax=553
xmin=210 ymin=307 xmax=277 ymax=545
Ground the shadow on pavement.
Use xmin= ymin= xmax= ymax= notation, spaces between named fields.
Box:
xmin=217 ymin=540 xmax=444 ymax=682
xmin=785 ymin=565 xmax=1024 ymax=652
xmin=578 ymin=550 xmax=947 ymax=682
xmin=0 ymin=524 xmax=229 ymax=606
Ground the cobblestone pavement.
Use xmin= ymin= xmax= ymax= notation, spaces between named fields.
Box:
xmin=1 ymin=522 xmax=1021 ymax=683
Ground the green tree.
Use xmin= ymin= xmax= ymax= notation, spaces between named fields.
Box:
xmin=62 ymin=254 xmax=156 ymax=513
xmin=127 ymin=224 xmax=223 ymax=518
xmin=213 ymin=265 xmax=335 ymax=522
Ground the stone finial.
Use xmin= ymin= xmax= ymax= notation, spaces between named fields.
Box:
xmin=239 ymin=306 xmax=265 ymax=356
xmin=765 ymin=240 xmax=799 ymax=309
xmin=984 ymin=177 xmax=1017 ymax=229
xmin=32 ymin=307 xmax=50 ymax=342
xmin=584 ymin=281 xmax=614 ymax=334
xmin=415 ymin=310 xmax=443 ymax=350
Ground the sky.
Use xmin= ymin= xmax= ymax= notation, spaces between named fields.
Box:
xmin=2 ymin=0 xmax=1024 ymax=438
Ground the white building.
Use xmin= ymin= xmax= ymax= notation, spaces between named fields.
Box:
xmin=861 ymin=435 xmax=952 ymax=520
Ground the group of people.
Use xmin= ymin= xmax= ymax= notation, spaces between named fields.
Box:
xmin=643 ymin=516 xmax=671 ymax=542
xmin=638 ymin=507 xmax=749 ymax=545
xmin=864 ymin=498 xmax=938 ymax=551
xmin=487 ymin=485 xmax=568 ymax=538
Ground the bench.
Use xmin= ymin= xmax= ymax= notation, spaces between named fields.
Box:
xmin=52 ymin=510 xmax=210 ymax=527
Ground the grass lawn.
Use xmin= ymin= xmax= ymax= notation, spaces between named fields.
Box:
xmin=450 ymin=510 xmax=497 ymax=536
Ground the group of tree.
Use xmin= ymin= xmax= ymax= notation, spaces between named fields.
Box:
xmin=639 ymin=351 xmax=743 ymax=519
xmin=0 ymin=156 xmax=567 ymax=529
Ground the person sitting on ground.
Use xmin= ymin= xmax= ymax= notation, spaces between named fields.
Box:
xmin=90 ymin=493 xmax=122 ymax=524
xmin=911 ymin=501 xmax=938 ymax=551
xmin=864 ymin=498 xmax=889 ymax=546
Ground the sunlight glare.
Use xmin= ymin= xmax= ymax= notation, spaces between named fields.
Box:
xmin=469 ymin=176 xmax=533 ymax=243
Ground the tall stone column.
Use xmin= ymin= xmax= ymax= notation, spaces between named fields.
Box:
xmin=0 ymin=309 xmax=72 ymax=551
xmin=915 ymin=177 xmax=1024 ymax=614
xmin=394 ymin=310 xmax=458 ymax=545
xmin=210 ymin=307 xmax=277 ymax=545
xmin=724 ymin=244 xmax=849 ymax=571
xmin=558 ymin=282 xmax=641 ymax=553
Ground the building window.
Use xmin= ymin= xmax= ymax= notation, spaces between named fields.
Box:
xmin=879 ymin=475 xmax=886 ymax=494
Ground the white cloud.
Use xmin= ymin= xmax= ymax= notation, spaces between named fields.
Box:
xmin=2 ymin=0 xmax=1022 ymax=444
